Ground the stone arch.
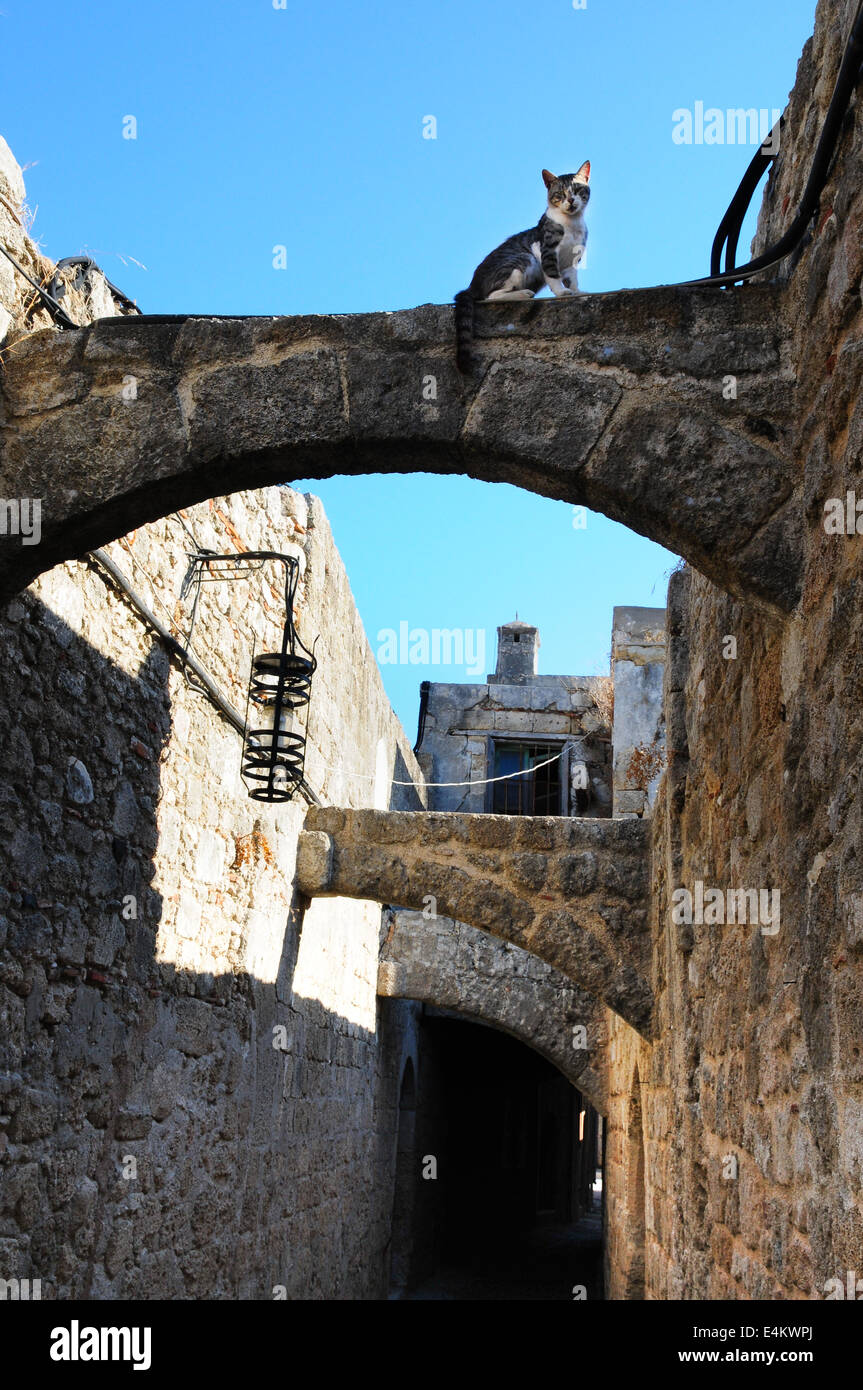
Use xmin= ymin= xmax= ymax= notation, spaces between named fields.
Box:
xmin=378 ymin=910 xmax=609 ymax=1114
xmin=298 ymin=805 xmax=655 ymax=1038
xmin=0 ymin=290 xmax=798 ymax=613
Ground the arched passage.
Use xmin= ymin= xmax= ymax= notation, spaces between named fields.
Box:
xmin=378 ymin=915 xmax=612 ymax=1298
xmin=0 ymin=288 xmax=798 ymax=613
xmin=378 ymin=910 xmax=609 ymax=1113
xmin=391 ymin=1012 xmax=604 ymax=1300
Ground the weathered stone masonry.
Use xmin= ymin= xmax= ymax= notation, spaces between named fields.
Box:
xmin=298 ymin=808 xmax=652 ymax=1037
xmin=611 ymin=606 xmax=666 ymax=819
xmin=0 ymin=288 xmax=796 ymax=614
xmin=605 ymin=0 xmax=863 ymax=1299
xmin=2 ymin=0 xmax=863 ymax=1302
xmin=377 ymin=911 xmax=609 ymax=1114
xmin=0 ymin=481 xmax=428 ymax=1299
xmin=416 ymin=616 xmax=614 ymax=817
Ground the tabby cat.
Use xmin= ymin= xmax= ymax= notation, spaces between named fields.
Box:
xmin=455 ymin=163 xmax=590 ymax=373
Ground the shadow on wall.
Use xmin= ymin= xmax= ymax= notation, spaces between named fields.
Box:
xmin=390 ymin=746 xmax=423 ymax=812
xmin=0 ymin=591 xmax=412 ymax=1300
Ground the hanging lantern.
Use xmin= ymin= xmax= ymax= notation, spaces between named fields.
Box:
xmin=183 ymin=549 xmax=316 ymax=803
xmin=242 ymin=554 xmax=316 ymax=802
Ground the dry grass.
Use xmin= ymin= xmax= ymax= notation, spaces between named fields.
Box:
xmin=625 ymin=741 xmax=667 ymax=789
xmin=592 ymin=675 xmax=614 ymax=727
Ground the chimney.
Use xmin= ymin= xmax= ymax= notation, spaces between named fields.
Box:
xmin=494 ymin=618 xmax=539 ymax=681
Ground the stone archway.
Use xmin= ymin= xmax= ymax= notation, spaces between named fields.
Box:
xmin=298 ymin=805 xmax=655 ymax=1038
xmin=0 ymin=287 xmax=797 ymax=613
xmin=378 ymin=909 xmax=609 ymax=1114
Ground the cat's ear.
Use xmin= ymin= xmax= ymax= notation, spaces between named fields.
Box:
xmin=575 ymin=160 xmax=591 ymax=183
xmin=541 ymin=169 xmax=557 ymax=189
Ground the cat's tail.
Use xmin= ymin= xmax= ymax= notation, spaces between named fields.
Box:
xmin=454 ymin=289 xmax=475 ymax=375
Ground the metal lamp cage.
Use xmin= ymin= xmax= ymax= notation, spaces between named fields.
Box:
xmin=183 ymin=550 xmax=317 ymax=803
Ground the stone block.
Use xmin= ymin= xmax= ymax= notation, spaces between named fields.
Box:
xmin=296 ymin=830 xmax=333 ymax=894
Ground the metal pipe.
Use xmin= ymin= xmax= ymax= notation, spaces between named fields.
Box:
xmin=688 ymin=0 xmax=863 ymax=289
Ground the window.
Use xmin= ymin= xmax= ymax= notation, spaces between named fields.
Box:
xmin=491 ymin=741 xmax=563 ymax=816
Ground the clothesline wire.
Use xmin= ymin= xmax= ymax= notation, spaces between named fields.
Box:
xmin=314 ymin=748 xmax=567 ymax=789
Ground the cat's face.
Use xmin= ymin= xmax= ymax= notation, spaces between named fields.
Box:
xmin=542 ymin=162 xmax=591 ymax=214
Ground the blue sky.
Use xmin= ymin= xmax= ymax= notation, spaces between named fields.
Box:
xmin=2 ymin=0 xmax=816 ymax=736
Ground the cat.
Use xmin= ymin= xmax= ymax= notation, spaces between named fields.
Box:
xmin=454 ymin=162 xmax=590 ymax=373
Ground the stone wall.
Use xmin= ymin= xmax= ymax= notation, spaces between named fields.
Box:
xmin=611 ymin=606 xmax=666 ymax=819
xmin=0 ymin=484 xmax=426 ymax=1299
xmin=605 ymin=0 xmax=863 ymax=1300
